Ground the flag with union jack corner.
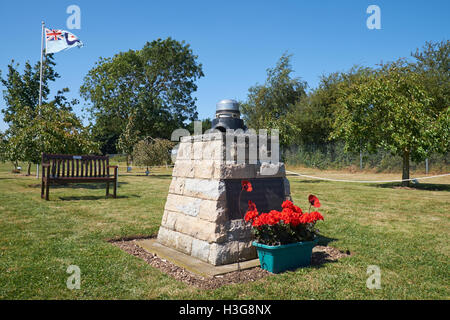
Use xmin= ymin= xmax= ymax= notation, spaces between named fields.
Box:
xmin=45 ymin=28 xmax=83 ymax=54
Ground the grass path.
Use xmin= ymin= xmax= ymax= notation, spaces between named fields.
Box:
xmin=0 ymin=163 xmax=448 ymax=299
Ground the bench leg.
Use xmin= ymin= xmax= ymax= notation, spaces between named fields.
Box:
xmin=45 ymin=181 xmax=50 ymax=201
xmin=41 ymin=181 xmax=45 ymax=199
xmin=106 ymin=182 xmax=109 ymax=197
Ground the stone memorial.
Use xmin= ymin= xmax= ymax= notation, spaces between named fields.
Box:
xmin=157 ymin=99 xmax=291 ymax=265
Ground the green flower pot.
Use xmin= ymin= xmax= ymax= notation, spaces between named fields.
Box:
xmin=253 ymin=238 xmax=318 ymax=273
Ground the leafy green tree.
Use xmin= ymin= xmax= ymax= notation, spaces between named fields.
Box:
xmin=185 ymin=118 xmax=212 ymax=134
xmin=80 ymin=37 xmax=204 ymax=155
xmin=1 ymin=55 xmax=97 ymax=174
xmin=332 ymin=59 xmax=447 ymax=186
xmin=132 ymin=137 xmax=174 ymax=172
xmin=116 ymin=110 xmax=140 ymax=166
xmin=240 ymin=54 xmax=307 ymax=149
xmin=0 ymin=131 xmax=8 ymax=163
xmin=411 ymin=40 xmax=449 ymax=113
xmin=1 ymin=54 xmax=61 ymax=124
xmin=291 ymin=67 xmax=372 ymax=146
xmin=3 ymin=103 xmax=99 ymax=174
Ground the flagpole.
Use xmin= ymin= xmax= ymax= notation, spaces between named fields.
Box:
xmin=37 ymin=21 xmax=44 ymax=179
xmin=39 ymin=21 xmax=44 ymax=108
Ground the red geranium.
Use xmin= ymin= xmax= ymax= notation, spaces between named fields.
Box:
xmin=244 ymin=195 xmax=325 ymax=245
xmin=308 ymin=194 xmax=321 ymax=208
xmin=244 ymin=201 xmax=259 ymax=223
xmin=241 ymin=180 xmax=253 ymax=192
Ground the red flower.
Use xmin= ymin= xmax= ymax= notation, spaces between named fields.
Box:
xmin=310 ymin=211 xmax=324 ymax=222
xmin=292 ymin=205 xmax=303 ymax=214
xmin=281 ymin=200 xmax=294 ymax=210
xmin=244 ymin=201 xmax=259 ymax=223
xmin=308 ymin=194 xmax=321 ymax=208
xmin=245 ymin=209 xmax=258 ymax=223
xmin=247 ymin=200 xmax=257 ymax=212
xmin=241 ymin=180 xmax=253 ymax=192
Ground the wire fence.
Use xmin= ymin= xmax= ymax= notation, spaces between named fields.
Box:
xmin=284 ymin=142 xmax=450 ymax=174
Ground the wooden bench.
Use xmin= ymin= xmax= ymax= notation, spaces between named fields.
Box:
xmin=41 ymin=153 xmax=118 ymax=200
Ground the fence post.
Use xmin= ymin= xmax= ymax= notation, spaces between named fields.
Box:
xmin=425 ymin=158 xmax=429 ymax=174
xmin=360 ymin=151 xmax=363 ymax=170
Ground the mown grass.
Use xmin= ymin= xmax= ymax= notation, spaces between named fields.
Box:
xmin=0 ymin=162 xmax=448 ymax=299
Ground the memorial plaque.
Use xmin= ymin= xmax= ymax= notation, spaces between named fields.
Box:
xmin=225 ymin=178 xmax=285 ymax=220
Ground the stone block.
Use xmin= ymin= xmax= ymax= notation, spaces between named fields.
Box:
xmin=175 ymin=230 xmax=194 ymax=255
xmin=176 ymin=141 xmax=192 ymax=160
xmin=257 ymin=162 xmax=285 ymax=177
xmin=183 ymin=178 xmax=226 ymax=201
xmin=158 ymin=227 xmax=194 ymax=256
xmin=174 ymin=213 xmax=226 ymax=243
xmin=208 ymin=240 xmax=257 ymax=265
xmin=157 ymin=226 xmax=174 ymax=247
xmin=164 ymin=194 xmax=202 ymax=217
xmin=192 ymin=141 xmax=205 ymax=160
xmin=198 ymin=199 xmax=228 ymax=224
xmin=202 ymin=139 xmax=224 ymax=160
xmin=218 ymin=163 xmax=257 ymax=179
xmin=193 ymin=160 xmax=215 ymax=179
xmin=168 ymin=177 xmax=185 ymax=195
xmin=161 ymin=210 xmax=179 ymax=230
xmin=172 ymin=160 xmax=195 ymax=178
xmin=191 ymin=239 xmax=210 ymax=262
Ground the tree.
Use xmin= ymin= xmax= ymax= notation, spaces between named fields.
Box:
xmin=332 ymin=59 xmax=447 ymax=186
xmin=116 ymin=109 xmax=140 ymax=166
xmin=185 ymin=118 xmax=212 ymax=134
xmin=80 ymin=37 xmax=204 ymax=155
xmin=0 ymin=131 xmax=8 ymax=163
xmin=3 ymin=102 xmax=99 ymax=173
xmin=132 ymin=137 xmax=174 ymax=172
xmin=1 ymin=55 xmax=98 ymax=174
xmin=240 ymin=54 xmax=307 ymax=149
xmin=1 ymin=54 xmax=60 ymax=124
xmin=290 ymin=67 xmax=372 ymax=146
xmin=411 ymin=40 xmax=449 ymax=113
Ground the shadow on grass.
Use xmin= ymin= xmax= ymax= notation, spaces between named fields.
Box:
xmin=310 ymin=251 xmax=340 ymax=268
xmin=371 ymin=182 xmax=450 ymax=192
xmin=58 ymin=194 xmax=140 ymax=201
xmin=316 ymin=234 xmax=338 ymax=246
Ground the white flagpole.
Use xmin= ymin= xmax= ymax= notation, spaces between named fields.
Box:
xmin=37 ymin=21 xmax=44 ymax=179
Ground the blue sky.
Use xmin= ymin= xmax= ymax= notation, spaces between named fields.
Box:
xmin=0 ymin=0 xmax=449 ymax=132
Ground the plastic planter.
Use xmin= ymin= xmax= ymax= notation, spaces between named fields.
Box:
xmin=253 ymin=238 xmax=318 ymax=273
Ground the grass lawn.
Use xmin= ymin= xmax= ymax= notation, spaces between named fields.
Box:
xmin=0 ymin=162 xmax=448 ymax=299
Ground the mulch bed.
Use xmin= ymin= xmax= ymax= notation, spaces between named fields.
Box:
xmin=110 ymin=237 xmax=351 ymax=290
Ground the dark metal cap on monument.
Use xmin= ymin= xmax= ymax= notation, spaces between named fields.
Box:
xmin=211 ymin=99 xmax=246 ymax=131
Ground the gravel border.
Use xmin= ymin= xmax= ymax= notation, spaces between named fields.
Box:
xmin=110 ymin=237 xmax=351 ymax=290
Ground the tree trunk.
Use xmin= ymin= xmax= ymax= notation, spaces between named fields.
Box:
xmin=27 ymin=163 xmax=31 ymax=176
xmin=402 ymin=151 xmax=410 ymax=187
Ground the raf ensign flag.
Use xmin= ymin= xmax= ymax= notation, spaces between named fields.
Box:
xmin=45 ymin=28 xmax=83 ymax=54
